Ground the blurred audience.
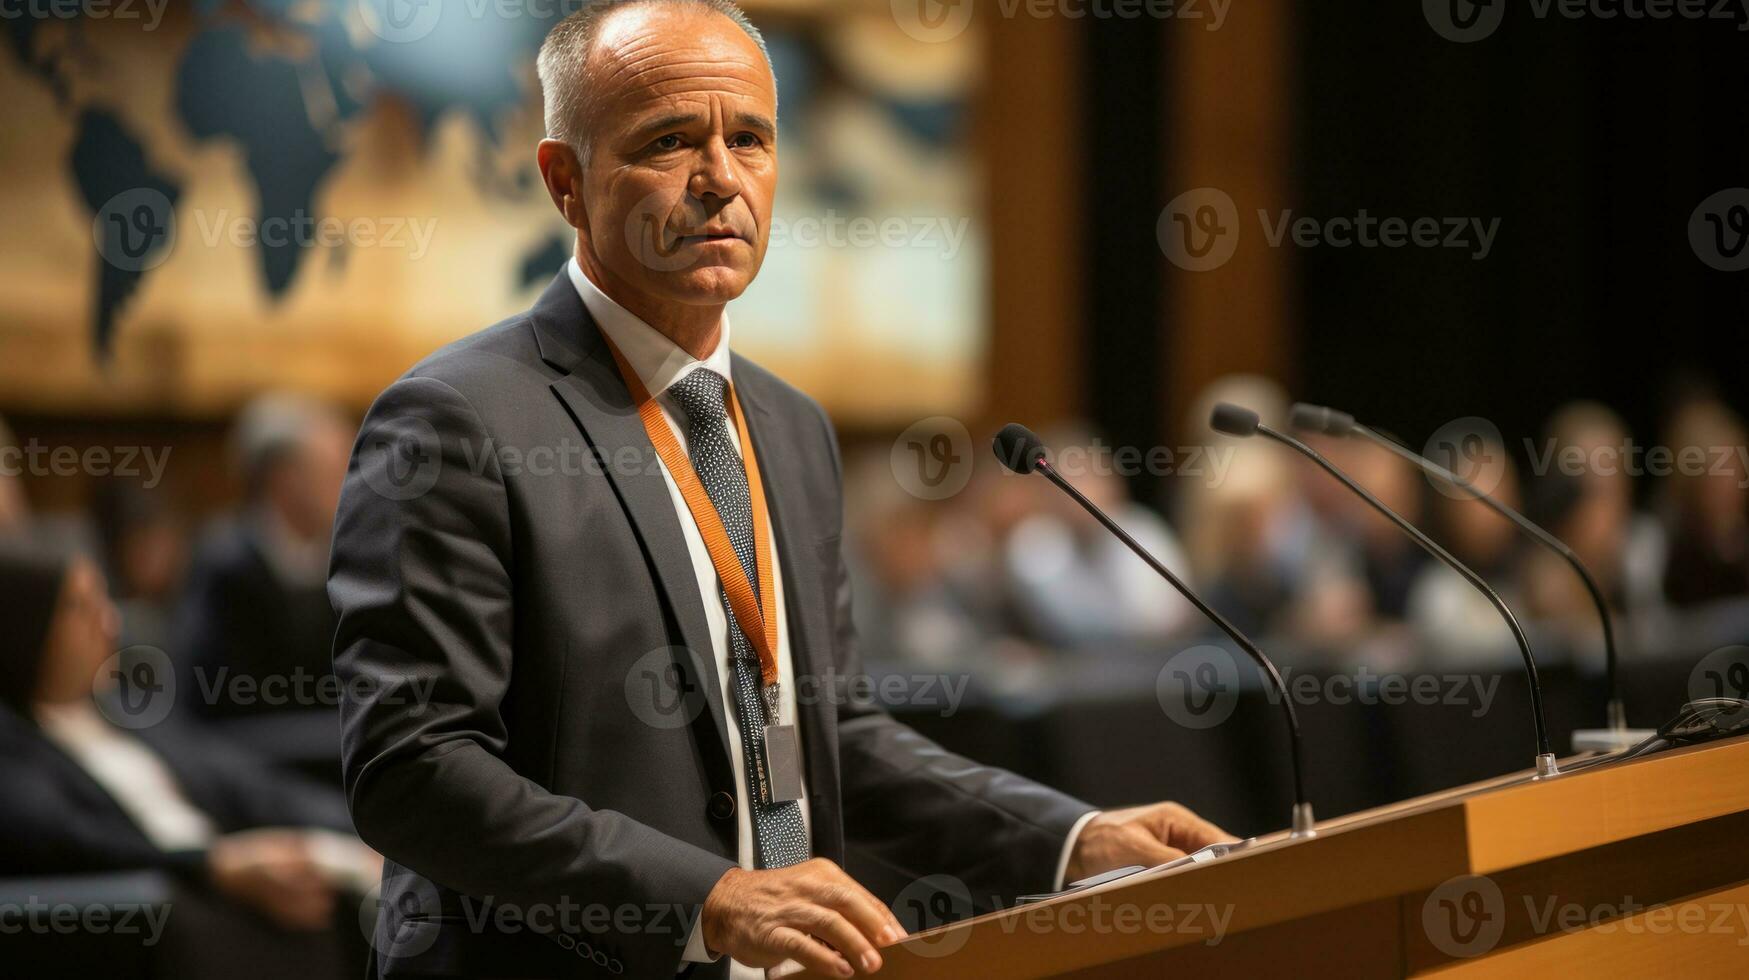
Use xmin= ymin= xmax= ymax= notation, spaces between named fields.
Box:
xmin=0 ymin=536 xmax=377 ymax=979
xmin=1658 ymin=396 xmax=1749 ymax=608
xmin=1405 ymin=438 xmax=1528 ymax=662
xmin=1178 ymin=376 xmax=1333 ymax=641
xmin=1000 ymin=425 xmax=1198 ymax=648
xmin=1522 ymin=402 xmax=1666 ymax=652
xmin=92 ymin=480 xmax=189 ymax=652
xmin=173 ymin=394 xmax=352 ymax=719
xmin=840 ymin=378 xmax=1749 ymax=673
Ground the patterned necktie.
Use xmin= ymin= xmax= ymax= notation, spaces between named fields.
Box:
xmin=666 ymin=368 xmax=809 ymax=870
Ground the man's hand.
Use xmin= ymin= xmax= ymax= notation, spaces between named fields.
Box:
xmin=1064 ymin=802 xmax=1233 ymax=883
xmin=207 ymin=829 xmax=339 ymax=932
xmin=701 ymin=858 xmax=908 ymax=977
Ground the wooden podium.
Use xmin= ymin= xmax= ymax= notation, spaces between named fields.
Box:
xmin=820 ymin=734 xmax=1749 ymax=978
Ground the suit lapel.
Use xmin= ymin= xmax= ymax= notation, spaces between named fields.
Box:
xmin=529 ymin=276 xmax=731 ymax=763
xmin=734 ymin=363 xmax=845 ymax=859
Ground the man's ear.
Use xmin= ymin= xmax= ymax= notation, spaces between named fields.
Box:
xmin=537 ymin=138 xmax=587 ymax=229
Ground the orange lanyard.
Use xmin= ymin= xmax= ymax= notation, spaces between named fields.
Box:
xmin=601 ymin=337 xmax=781 ymax=688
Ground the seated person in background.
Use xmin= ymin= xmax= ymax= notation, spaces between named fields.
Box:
xmin=0 ymin=537 xmax=379 ymax=979
xmin=92 ymin=480 xmax=189 ymax=653
xmin=172 ymin=393 xmax=351 ymax=718
xmin=1405 ymin=439 xmax=1527 ymax=663
xmin=1659 ymin=396 xmax=1749 ymax=609
xmin=1002 ymin=425 xmax=1199 ymax=649
xmin=1524 ymin=402 xmax=1666 ymax=636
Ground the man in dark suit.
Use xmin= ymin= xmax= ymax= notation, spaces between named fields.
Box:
xmin=330 ymin=3 xmax=1229 ymax=977
xmin=176 ymin=394 xmax=352 ymax=719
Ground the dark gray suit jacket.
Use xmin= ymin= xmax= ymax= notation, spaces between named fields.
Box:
xmin=330 ymin=274 xmax=1093 ymax=979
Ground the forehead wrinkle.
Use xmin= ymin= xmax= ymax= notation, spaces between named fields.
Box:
xmin=588 ymin=11 xmax=774 ymax=106
xmin=601 ymin=51 xmax=772 ymax=97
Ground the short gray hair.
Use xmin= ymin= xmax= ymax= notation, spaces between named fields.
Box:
xmin=537 ymin=0 xmax=774 ymax=158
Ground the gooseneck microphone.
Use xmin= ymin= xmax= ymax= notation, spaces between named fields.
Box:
xmin=993 ymin=423 xmax=1316 ymax=836
xmin=1209 ymin=404 xmax=1559 ymax=777
xmin=1290 ymin=402 xmax=1627 ymax=733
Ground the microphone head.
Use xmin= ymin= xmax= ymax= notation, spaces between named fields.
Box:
xmin=1209 ymin=403 xmax=1262 ymax=438
xmin=1290 ymin=403 xmax=1356 ymax=436
xmin=992 ymin=423 xmax=1048 ymax=474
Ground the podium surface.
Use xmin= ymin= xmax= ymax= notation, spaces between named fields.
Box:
xmin=824 ymin=734 xmax=1749 ymax=978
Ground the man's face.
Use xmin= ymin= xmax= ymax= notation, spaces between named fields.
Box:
xmin=566 ymin=7 xmax=778 ymax=309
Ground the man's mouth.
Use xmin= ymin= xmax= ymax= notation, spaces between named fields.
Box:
xmin=673 ymin=229 xmax=746 ymax=246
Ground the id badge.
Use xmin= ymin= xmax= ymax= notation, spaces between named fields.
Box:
xmin=760 ymin=724 xmax=804 ymax=803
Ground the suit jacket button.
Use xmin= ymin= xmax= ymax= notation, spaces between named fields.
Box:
xmin=708 ymin=791 xmax=735 ymax=822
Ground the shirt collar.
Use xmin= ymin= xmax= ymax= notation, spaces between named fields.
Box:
xmin=566 ymin=257 xmax=733 ymax=398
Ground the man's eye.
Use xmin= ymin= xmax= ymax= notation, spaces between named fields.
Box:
xmin=652 ymin=135 xmax=683 ymax=151
xmin=729 ymin=133 xmax=762 ymax=149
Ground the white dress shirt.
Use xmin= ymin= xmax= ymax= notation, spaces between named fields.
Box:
xmin=36 ymin=701 xmax=217 ymax=852
xmin=566 ymin=260 xmax=1093 ymax=975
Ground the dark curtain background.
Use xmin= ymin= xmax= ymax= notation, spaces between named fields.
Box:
xmin=1294 ymin=5 xmax=1749 ymax=470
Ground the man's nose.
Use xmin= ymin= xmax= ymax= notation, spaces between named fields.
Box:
xmin=688 ymin=138 xmax=743 ymax=202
